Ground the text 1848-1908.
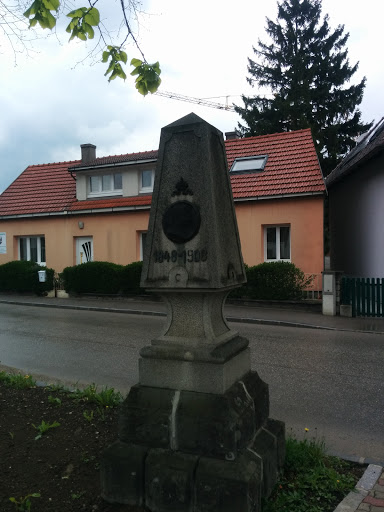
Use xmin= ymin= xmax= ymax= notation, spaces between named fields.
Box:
xmin=154 ymin=249 xmax=207 ymax=263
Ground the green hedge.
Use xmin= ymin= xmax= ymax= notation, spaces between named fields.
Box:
xmin=61 ymin=260 xmax=144 ymax=295
xmin=0 ymin=260 xmax=55 ymax=294
xmin=120 ymin=261 xmax=143 ymax=295
xmin=230 ymin=262 xmax=313 ymax=300
xmin=59 ymin=260 xmax=310 ymax=300
xmin=61 ymin=261 xmax=124 ymax=294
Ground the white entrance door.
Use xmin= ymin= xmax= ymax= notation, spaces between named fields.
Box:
xmin=76 ymin=237 xmax=93 ymax=264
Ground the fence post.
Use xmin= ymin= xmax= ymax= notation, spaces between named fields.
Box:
xmin=322 ymin=271 xmax=342 ymax=316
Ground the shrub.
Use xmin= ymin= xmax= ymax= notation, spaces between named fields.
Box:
xmin=61 ymin=261 xmax=123 ymax=294
xmin=0 ymin=260 xmax=54 ymax=294
xmin=121 ymin=260 xmax=143 ymax=295
xmin=230 ymin=262 xmax=312 ymax=300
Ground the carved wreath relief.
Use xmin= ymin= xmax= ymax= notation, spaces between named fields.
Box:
xmin=155 ymin=178 xmax=207 ymax=264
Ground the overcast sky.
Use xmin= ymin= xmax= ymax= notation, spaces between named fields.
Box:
xmin=1 ymin=0 xmax=383 ymax=194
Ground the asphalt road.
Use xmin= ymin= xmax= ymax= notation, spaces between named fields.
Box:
xmin=0 ymin=303 xmax=383 ymax=463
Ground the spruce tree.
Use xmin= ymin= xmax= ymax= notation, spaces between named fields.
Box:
xmin=235 ymin=0 xmax=371 ymax=175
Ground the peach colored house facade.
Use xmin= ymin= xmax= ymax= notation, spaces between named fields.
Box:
xmin=0 ymin=128 xmax=325 ymax=291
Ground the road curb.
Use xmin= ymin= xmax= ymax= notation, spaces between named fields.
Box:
xmin=2 ymin=299 xmax=383 ymax=334
xmin=334 ymin=464 xmax=383 ymax=512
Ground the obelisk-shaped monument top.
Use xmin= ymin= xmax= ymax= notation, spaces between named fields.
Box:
xmin=141 ymin=112 xmax=246 ymax=291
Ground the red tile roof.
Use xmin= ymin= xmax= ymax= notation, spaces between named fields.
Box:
xmin=0 ymin=160 xmax=78 ymax=217
xmin=0 ymin=129 xmax=324 ymax=218
xmin=226 ymin=129 xmax=325 ymax=199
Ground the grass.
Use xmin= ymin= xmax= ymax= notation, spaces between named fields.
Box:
xmin=0 ymin=371 xmax=37 ymax=389
xmin=263 ymin=435 xmax=360 ymax=512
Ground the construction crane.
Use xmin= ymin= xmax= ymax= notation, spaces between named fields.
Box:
xmin=154 ymin=90 xmax=236 ymax=112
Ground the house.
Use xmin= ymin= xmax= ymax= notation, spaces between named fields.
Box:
xmin=326 ymin=118 xmax=384 ymax=277
xmin=0 ymin=121 xmax=325 ymax=291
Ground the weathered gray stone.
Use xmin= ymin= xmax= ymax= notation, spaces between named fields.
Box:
xmin=176 ymin=371 xmax=269 ymax=459
xmin=265 ymin=418 xmax=286 ymax=470
xmin=139 ymin=345 xmax=250 ymax=394
xmin=118 ymin=385 xmax=174 ymax=447
xmin=141 ymin=112 xmax=246 ymax=292
xmin=251 ymin=428 xmax=278 ymax=498
xmin=194 ymin=449 xmax=263 ymax=512
xmin=101 ymin=113 xmax=285 ymax=512
xmin=240 ymin=371 xmax=270 ymax=429
xmin=145 ymin=449 xmax=199 ymax=512
xmin=100 ymin=441 xmax=147 ymax=505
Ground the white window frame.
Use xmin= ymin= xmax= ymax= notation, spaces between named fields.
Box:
xmin=264 ymin=225 xmax=291 ymax=262
xmin=140 ymin=169 xmax=155 ymax=193
xmin=18 ymin=236 xmax=46 ymax=266
xmin=87 ymin=172 xmax=122 ymax=198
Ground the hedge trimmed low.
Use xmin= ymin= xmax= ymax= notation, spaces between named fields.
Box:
xmin=230 ymin=261 xmax=313 ymax=300
xmin=120 ymin=261 xmax=143 ymax=295
xmin=61 ymin=260 xmax=144 ymax=295
xmin=0 ymin=260 xmax=55 ymax=294
xmin=59 ymin=260 xmax=311 ymax=300
xmin=61 ymin=261 xmax=124 ymax=295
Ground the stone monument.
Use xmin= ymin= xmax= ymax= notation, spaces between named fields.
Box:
xmin=101 ymin=113 xmax=285 ymax=512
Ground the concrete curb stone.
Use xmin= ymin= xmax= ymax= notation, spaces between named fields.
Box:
xmin=334 ymin=465 xmax=384 ymax=512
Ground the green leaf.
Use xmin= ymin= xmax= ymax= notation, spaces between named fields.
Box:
xmin=42 ymin=0 xmax=59 ymax=10
xmin=102 ymin=51 xmax=110 ymax=63
xmin=147 ymin=79 xmax=161 ymax=93
xmin=24 ymin=4 xmax=37 ymax=18
xmin=120 ymin=51 xmax=128 ymax=64
xmin=67 ymin=8 xmax=86 ymax=19
xmin=130 ymin=58 xmax=142 ymax=68
xmin=84 ymin=7 xmax=100 ymax=26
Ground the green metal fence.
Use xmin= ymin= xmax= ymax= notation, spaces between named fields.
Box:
xmin=341 ymin=277 xmax=384 ymax=317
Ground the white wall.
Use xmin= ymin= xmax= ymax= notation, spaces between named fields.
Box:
xmin=329 ymin=154 xmax=384 ymax=277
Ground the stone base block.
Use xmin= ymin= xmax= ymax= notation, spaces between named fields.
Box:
xmin=101 ymin=373 xmax=285 ymax=511
xmin=118 ymin=371 xmax=269 ymax=459
xmin=195 ymin=449 xmax=262 ymax=512
xmin=252 ymin=428 xmax=278 ymax=498
xmin=100 ymin=441 xmax=147 ymax=505
xmin=145 ymin=449 xmax=199 ymax=512
xmin=265 ymin=418 xmax=286 ymax=470
xmin=139 ymin=346 xmax=250 ymax=394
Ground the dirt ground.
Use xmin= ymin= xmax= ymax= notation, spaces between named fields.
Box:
xmin=0 ymin=382 xmax=146 ymax=512
xmin=0 ymin=380 xmax=364 ymax=512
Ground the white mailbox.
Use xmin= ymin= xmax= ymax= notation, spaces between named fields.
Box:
xmin=38 ymin=270 xmax=46 ymax=283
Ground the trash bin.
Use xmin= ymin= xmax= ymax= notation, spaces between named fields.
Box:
xmin=38 ymin=270 xmax=46 ymax=283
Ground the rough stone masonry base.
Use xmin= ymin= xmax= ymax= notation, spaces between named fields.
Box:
xmin=101 ymin=371 xmax=285 ymax=511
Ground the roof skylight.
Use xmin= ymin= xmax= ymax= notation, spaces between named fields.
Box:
xmin=230 ymin=155 xmax=268 ymax=173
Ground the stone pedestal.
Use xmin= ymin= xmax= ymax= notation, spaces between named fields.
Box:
xmin=101 ymin=371 xmax=285 ymax=511
xmin=101 ymin=113 xmax=285 ymax=511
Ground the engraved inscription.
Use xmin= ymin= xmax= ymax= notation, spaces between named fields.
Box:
xmin=154 ymin=249 xmax=208 ymax=263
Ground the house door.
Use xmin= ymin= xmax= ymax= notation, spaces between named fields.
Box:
xmin=76 ymin=237 xmax=93 ymax=264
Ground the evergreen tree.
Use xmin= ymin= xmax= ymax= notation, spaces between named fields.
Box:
xmin=235 ymin=0 xmax=371 ymax=175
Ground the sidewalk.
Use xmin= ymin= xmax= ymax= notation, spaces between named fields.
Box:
xmin=0 ymin=293 xmax=383 ymax=334
xmin=335 ymin=465 xmax=384 ymax=512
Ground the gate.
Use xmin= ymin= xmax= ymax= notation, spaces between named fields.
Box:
xmin=341 ymin=277 xmax=384 ymax=317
